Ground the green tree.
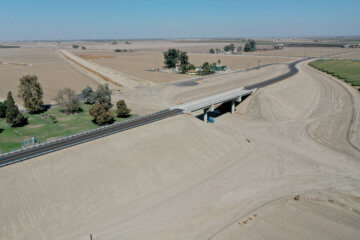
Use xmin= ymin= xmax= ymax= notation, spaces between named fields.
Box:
xmin=244 ymin=40 xmax=256 ymax=52
xmin=89 ymin=102 xmax=114 ymax=125
xmin=179 ymin=51 xmax=190 ymax=73
xmin=18 ymin=75 xmax=44 ymax=113
xmin=116 ymin=100 xmax=131 ymax=117
xmin=82 ymin=85 xmax=96 ymax=104
xmin=188 ymin=64 xmax=196 ymax=70
xmin=200 ymin=62 xmax=213 ymax=76
xmin=94 ymin=84 xmax=112 ymax=107
xmin=55 ymin=88 xmax=82 ymax=114
xmin=249 ymin=39 xmax=256 ymax=49
xmin=0 ymin=101 xmax=6 ymax=118
xmin=209 ymin=48 xmax=215 ymax=54
xmin=224 ymin=44 xmax=235 ymax=53
xmin=237 ymin=46 xmax=242 ymax=52
xmin=6 ymin=92 xmax=27 ymax=127
xmin=217 ymin=59 xmax=221 ymax=65
xmin=163 ymin=49 xmax=180 ymax=68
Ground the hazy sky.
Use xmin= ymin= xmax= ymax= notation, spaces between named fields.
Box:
xmin=1 ymin=0 xmax=359 ymax=41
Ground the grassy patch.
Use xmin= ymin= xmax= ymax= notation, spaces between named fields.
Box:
xmin=309 ymin=59 xmax=360 ymax=87
xmin=0 ymin=103 xmax=135 ymax=153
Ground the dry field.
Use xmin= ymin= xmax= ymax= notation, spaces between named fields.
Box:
xmin=0 ymin=60 xmax=359 ymax=240
xmin=0 ymin=46 xmax=98 ymax=103
xmin=247 ymin=47 xmax=350 ymax=57
xmin=60 ymin=40 xmax=229 ymax=53
xmin=333 ymin=49 xmax=360 ymax=59
xmin=78 ymin=50 xmax=293 ymax=85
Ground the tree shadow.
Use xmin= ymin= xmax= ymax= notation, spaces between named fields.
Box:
xmin=0 ymin=129 xmax=4 ymax=134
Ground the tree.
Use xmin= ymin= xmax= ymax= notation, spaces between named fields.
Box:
xmin=237 ymin=46 xmax=242 ymax=52
xmin=72 ymin=44 xmax=79 ymax=49
xmin=249 ymin=39 xmax=256 ymax=50
xmin=244 ymin=40 xmax=256 ymax=52
xmin=163 ymin=49 xmax=180 ymax=68
xmin=6 ymin=92 xmax=27 ymax=127
xmin=209 ymin=48 xmax=215 ymax=54
xmin=200 ymin=62 xmax=213 ymax=76
xmin=81 ymin=46 xmax=86 ymax=50
xmin=82 ymin=85 xmax=96 ymax=104
xmin=224 ymin=44 xmax=235 ymax=53
xmin=188 ymin=64 xmax=196 ymax=70
xmin=215 ymin=48 xmax=221 ymax=53
xmin=217 ymin=59 xmax=221 ymax=65
xmin=55 ymin=88 xmax=81 ymax=114
xmin=94 ymin=84 xmax=112 ymax=107
xmin=0 ymin=101 xmax=6 ymax=118
xmin=89 ymin=102 xmax=114 ymax=125
xmin=116 ymin=100 xmax=131 ymax=117
xmin=179 ymin=51 xmax=190 ymax=73
xmin=18 ymin=75 xmax=44 ymax=113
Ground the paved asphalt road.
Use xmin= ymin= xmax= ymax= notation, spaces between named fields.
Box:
xmin=0 ymin=58 xmax=308 ymax=167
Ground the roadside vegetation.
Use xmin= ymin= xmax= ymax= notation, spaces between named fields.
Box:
xmin=309 ymin=59 xmax=360 ymax=89
xmin=0 ymin=75 xmax=134 ymax=153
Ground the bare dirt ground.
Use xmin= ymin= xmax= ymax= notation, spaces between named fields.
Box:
xmin=76 ymin=50 xmax=293 ymax=85
xmin=60 ymin=40 xmax=228 ymax=53
xmin=0 ymin=47 xmax=98 ymax=103
xmin=0 ymin=60 xmax=359 ymax=240
xmin=114 ymin=63 xmax=290 ymax=114
xmin=247 ymin=47 xmax=350 ymax=58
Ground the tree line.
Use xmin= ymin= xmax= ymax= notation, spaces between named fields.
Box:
xmin=209 ymin=39 xmax=256 ymax=54
xmin=163 ymin=49 xmax=218 ymax=76
xmin=0 ymin=75 xmax=131 ymax=128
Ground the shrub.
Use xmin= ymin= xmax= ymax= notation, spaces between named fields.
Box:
xmin=116 ymin=100 xmax=131 ymax=117
xmin=81 ymin=85 xmax=96 ymax=104
xmin=89 ymin=102 xmax=114 ymax=125
xmin=55 ymin=88 xmax=82 ymax=114
xmin=94 ymin=84 xmax=112 ymax=107
xmin=209 ymin=48 xmax=215 ymax=54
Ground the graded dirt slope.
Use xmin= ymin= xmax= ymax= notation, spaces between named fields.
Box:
xmin=211 ymin=193 xmax=360 ymax=240
xmin=0 ymin=47 xmax=99 ymax=103
xmin=0 ymin=61 xmax=359 ymax=240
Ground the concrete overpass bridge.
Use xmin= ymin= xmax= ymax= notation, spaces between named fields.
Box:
xmin=172 ymin=87 xmax=257 ymax=122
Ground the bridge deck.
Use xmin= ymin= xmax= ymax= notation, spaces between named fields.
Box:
xmin=173 ymin=87 xmax=256 ymax=113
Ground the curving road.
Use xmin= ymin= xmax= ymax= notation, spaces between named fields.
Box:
xmin=0 ymin=59 xmax=308 ymax=167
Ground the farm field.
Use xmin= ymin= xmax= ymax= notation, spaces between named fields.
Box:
xmin=0 ymin=46 xmax=99 ymax=103
xmin=0 ymin=103 xmax=134 ymax=153
xmin=246 ymin=47 xmax=349 ymax=57
xmin=309 ymin=59 xmax=360 ymax=87
xmin=81 ymin=50 xmax=293 ymax=84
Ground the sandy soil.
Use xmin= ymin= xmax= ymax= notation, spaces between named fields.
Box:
xmin=212 ymin=192 xmax=360 ymax=240
xmin=246 ymin=47 xmax=350 ymax=58
xmin=90 ymin=51 xmax=292 ymax=85
xmin=0 ymin=60 xmax=359 ymax=240
xmin=0 ymin=47 xmax=99 ymax=104
xmin=114 ymin=63 xmax=290 ymax=114
xmin=60 ymin=40 xmax=229 ymax=53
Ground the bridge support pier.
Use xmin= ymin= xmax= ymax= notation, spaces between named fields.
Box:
xmin=231 ymin=100 xmax=235 ymax=114
xmin=203 ymin=108 xmax=209 ymax=123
